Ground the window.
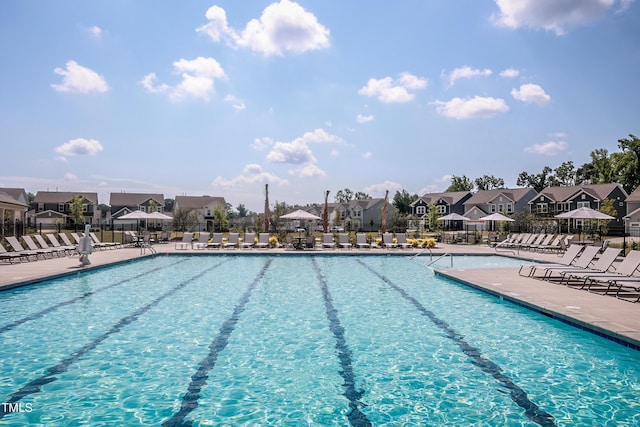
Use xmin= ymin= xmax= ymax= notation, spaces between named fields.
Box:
xmin=58 ymin=203 xmax=64 ymax=212
xmin=416 ymin=206 xmax=426 ymax=215
xmin=82 ymin=204 xmax=88 ymax=213
xmin=506 ymin=203 xmax=513 ymax=213
xmin=536 ymin=203 xmax=548 ymax=214
xmin=577 ymin=201 xmax=590 ymax=209
xmin=498 ymin=204 xmax=504 ymax=213
xmin=139 ymin=206 xmax=146 ymax=212
xmin=437 ymin=205 xmax=446 ymax=215
xmin=490 ymin=204 xmax=496 ymax=213
xmin=38 ymin=203 xmax=44 ymax=212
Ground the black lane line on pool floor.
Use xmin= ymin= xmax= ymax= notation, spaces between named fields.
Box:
xmin=357 ymin=260 xmax=557 ymax=427
xmin=313 ymin=258 xmax=373 ymax=427
xmin=0 ymin=259 xmax=230 ymax=419
xmin=162 ymin=259 xmax=272 ymax=427
xmin=0 ymin=259 xmax=189 ymax=335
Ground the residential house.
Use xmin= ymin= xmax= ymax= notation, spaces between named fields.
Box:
xmin=30 ymin=191 xmax=99 ymax=228
xmin=331 ymin=198 xmax=395 ymax=232
xmin=464 ymin=187 xmax=537 ymax=230
xmin=174 ymin=195 xmax=226 ymax=231
xmin=622 ymin=186 xmax=640 ymax=235
xmin=109 ymin=192 xmax=165 ymax=228
xmin=529 ymin=183 xmax=627 ymax=234
xmin=410 ymin=191 xmax=473 ymax=229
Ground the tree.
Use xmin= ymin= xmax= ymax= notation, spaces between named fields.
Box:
xmin=97 ymin=203 xmax=110 ymax=219
xmin=553 ymin=161 xmax=576 ymax=186
xmin=172 ymin=208 xmax=198 ymax=232
xmin=516 ymin=166 xmax=553 ymax=192
xmin=164 ymin=198 xmax=175 ymax=212
xmin=446 ymin=175 xmax=473 ymax=192
xmin=212 ymin=204 xmax=228 ymax=231
xmin=334 ymin=189 xmax=354 ymax=203
xmin=614 ymin=134 xmax=640 ymax=193
xmin=236 ymin=204 xmax=249 ymax=218
xmin=474 ymin=175 xmax=504 ymax=191
xmin=354 ymin=191 xmax=371 ymax=200
xmin=70 ymin=195 xmax=85 ymax=226
xmin=392 ymin=190 xmax=418 ymax=215
xmin=427 ymin=202 xmax=440 ymax=231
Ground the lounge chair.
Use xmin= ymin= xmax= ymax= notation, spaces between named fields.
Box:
xmin=241 ymin=233 xmax=256 ymax=249
xmin=175 ymin=232 xmax=193 ymax=250
xmin=395 ymin=233 xmax=411 ymax=249
xmin=158 ymin=231 xmax=170 ymax=243
xmin=0 ymin=243 xmax=26 ymax=263
xmin=356 ymin=233 xmax=370 ymax=249
xmin=255 ymin=233 xmax=270 ymax=249
xmin=556 ymin=247 xmax=622 ymax=285
xmin=518 ymin=244 xmax=583 ymax=277
xmin=3 ymin=237 xmax=38 ymax=262
xmin=338 ymin=233 xmax=352 ymax=249
xmin=322 ymin=233 xmax=335 ymax=249
xmin=34 ymin=234 xmax=69 ymax=257
xmin=208 ymin=233 xmax=223 ymax=249
xmin=284 ymin=235 xmax=295 ymax=250
xmin=578 ymin=251 xmax=640 ymax=293
xmin=382 ymin=233 xmax=397 ymax=249
xmin=304 ymin=235 xmax=317 ymax=250
xmin=21 ymin=235 xmax=56 ymax=259
xmin=534 ymin=246 xmax=601 ymax=280
xmin=140 ymin=232 xmax=156 ymax=254
xmin=58 ymin=233 xmax=76 ymax=249
xmin=90 ymin=232 xmax=119 ymax=250
xmin=194 ymin=232 xmax=210 ymax=250
xmin=46 ymin=234 xmax=75 ymax=253
xmin=224 ymin=233 xmax=239 ymax=249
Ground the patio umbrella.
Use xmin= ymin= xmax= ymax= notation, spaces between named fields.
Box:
xmin=280 ymin=209 xmax=321 ymax=221
xmin=117 ymin=210 xmax=151 ymax=220
xmin=147 ymin=211 xmax=172 ymax=220
xmin=437 ymin=213 xmax=470 ymax=221
xmin=554 ymin=207 xmax=614 ymax=220
xmin=479 ymin=212 xmax=514 ymax=232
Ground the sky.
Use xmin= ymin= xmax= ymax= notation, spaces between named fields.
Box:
xmin=1 ymin=0 xmax=639 ymax=212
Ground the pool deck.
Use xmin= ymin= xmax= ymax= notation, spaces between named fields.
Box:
xmin=1 ymin=242 xmax=638 ymax=349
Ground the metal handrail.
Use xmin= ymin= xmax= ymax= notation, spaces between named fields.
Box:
xmin=427 ymin=252 xmax=453 ymax=268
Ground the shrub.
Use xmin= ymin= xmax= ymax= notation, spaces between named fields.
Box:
xmin=269 ymin=236 xmax=279 ymax=247
xmin=421 ymin=238 xmax=437 ymax=248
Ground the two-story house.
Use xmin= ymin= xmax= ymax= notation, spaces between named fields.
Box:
xmin=464 ymin=187 xmax=537 ymax=230
xmin=331 ymin=198 xmax=395 ymax=232
xmin=529 ymin=183 xmax=627 ymax=234
xmin=174 ymin=195 xmax=226 ymax=231
xmin=31 ymin=191 xmax=98 ymax=228
xmin=109 ymin=192 xmax=165 ymax=228
xmin=410 ymin=191 xmax=473 ymax=229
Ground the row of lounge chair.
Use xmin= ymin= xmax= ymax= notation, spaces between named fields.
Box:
xmin=519 ymin=245 xmax=640 ymax=303
xmin=496 ymin=233 xmax=575 ymax=253
xmin=172 ymin=232 xmax=415 ymax=250
xmin=0 ymin=232 xmax=123 ymax=263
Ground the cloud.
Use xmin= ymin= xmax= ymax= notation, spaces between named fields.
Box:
xmin=363 ymin=180 xmax=403 ymax=198
xmin=224 ymin=94 xmax=246 ymax=111
xmin=51 ymin=60 xmax=108 ymax=94
xmin=89 ymin=26 xmax=102 ymax=39
xmin=445 ymin=66 xmax=492 ymax=86
xmin=511 ymin=83 xmax=551 ymax=106
xmin=64 ymin=172 xmax=77 ymax=181
xmin=359 ymin=72 xmax=427 ymax=103
xmin=356 ymin=114 xmax=374 ymax=123
xmin=500 ymin=68 xmax=520 ymax=78
xmin=524 ymin=140 xmax=568 ymax=155
xmin=197 ymin=0 xmax=330 ymax=57
xmin=140 ymin=57 xmax=226 ymax=102
xmin=491 ymin=0 xmax=621 ymax=35
xmin=362 ymin=151 xmax=373 ymax=159
xmin=433 ymin=96 xmax=509 ymax=119
xmin=263 ymin=128 xmax=338 ymax=178
xmin=211 ymin=163 xmax=288 ymax=188
xmin=55 ymin=138 xmax=104 ymax=157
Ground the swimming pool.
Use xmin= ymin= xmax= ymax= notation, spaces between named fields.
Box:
xmin=0 ymin=255 xmax=638 ymax=425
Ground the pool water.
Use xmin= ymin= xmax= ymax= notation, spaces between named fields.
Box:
xmin=0 ymin=255 xmax=638 ymax=426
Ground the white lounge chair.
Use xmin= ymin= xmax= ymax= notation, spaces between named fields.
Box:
xmin=194 ymin=232 xmax=210 ymax=250
xmin=338 ymin=233 xmax=352 ymax=249
xmin=356 ymin=233 xmax=370 ymax=249
xmin=34 ymin=234 xmax=69 ymax=257
xmin=5 ymin=236 xmax=39 ymax=261
xmin=224 ymin=233 xmax=239 ymax=249
xmin=395 ymin=233 xmax=411 ymax=250
xmin=241 ymin=233 xmax=256 ymax=249
xmin=21 ymin=235 xmax=56 ymax=259
xmin=322 ymin=233 xmax=335 ymax=249
xmin=175 ymin=232 xmax=193 ymax=250
xmin=534 ymin=246 xmax=601 ymax=280
xmin=255 ymin=233 xmax=270 ymax=249
xmin=518 ymin=244 xmax=583 ymax=277
xmin=208 ymin=233 xmax=223 ymax=249
xmin=382 ymin=233 xmax=397 ymax=249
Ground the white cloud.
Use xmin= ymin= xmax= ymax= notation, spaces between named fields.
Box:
xmin=211 ymin=163 xmax=288 ymax=188
xmin=362 ymin=151 xmax=373 ymax=159
xmin=356 ymin=114 xmax=374 ymax=123
xmin=500 ymin=68 xmax=520 ymax=78
xmin=511 ymin=83 xmax=551 ymax=106
xmin=89 ymin=26 xmax=102 ymax=39
xmin=433 ymin=96 xmax=509 ymax=119
xmin=445 ymin=66 xmax=492 ymax=86
xmin=267 ymin=139 xmax=316 ymax=164
xmin=51 ymin=60 xmax=108 ymax=94
xmin=197 ymin=0 xmax=330 ymax=57
xmin=55 ymin=138 xmax=104 ymax=157
xmin=140 ymin=57 xmax=226 ymax=102
xmin=363 ymin=180 xmax=403 ymax=198
xmin=252 ymin=137 xmax=274 ymax=151
xmin=64 ymin=172 xmax=77 ymax=181
xmin=524 ymin=140 xmax=568 ymax=155
xmin=291 ymin=163 xmax=326 ymax=178
xmin=359 ymin=72 xmax=427 ymax=103
xmin=492 ymin=0 xmax=619 ymax=35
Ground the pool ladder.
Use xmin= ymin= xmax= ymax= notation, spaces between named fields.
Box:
xmin=410 ymin=249 xmax=454 ymax=267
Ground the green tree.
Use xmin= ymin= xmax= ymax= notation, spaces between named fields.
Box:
xmin=334 ymin=189 xmax=354 ymax=203
xmin=70 ymin=195 xmax=85 ymax=226
xmin=172 ymin=208 xmax=198 ymax=232
xmin=392 ymin=190 xmax=418 ymax=215
xmin=164 ymin=198 xmax=175 ymax=212
xmin=354 ymin=191 xmax=371 ymax=200
xmin=236 ymin=203 xmax=249 ymax=218
xmin=614 ymin=134 xmax=640 ymax=193
xmin=427 ymin=202 xmax=440 ymax=231
xmin=516 ymin=166 xmax=553 ymax=192
xmin=446 ymin=175 xmax=473 ymax=192
xmin=553 ymin=161 xmax=576 ymax=186
xmin=212 ymin=204 xmax=228 ymax=231
xmin=97 ymin=203 xmax=110 ymax=219
xmin=474 ymin=175 xmax=504 ymax=191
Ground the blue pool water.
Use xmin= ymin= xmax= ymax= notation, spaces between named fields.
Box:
xmin=0 ymin=255 xmax=638 ymax=426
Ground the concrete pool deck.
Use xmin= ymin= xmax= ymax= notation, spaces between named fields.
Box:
xmin=1 ymin=242 xmax=638 ymax=349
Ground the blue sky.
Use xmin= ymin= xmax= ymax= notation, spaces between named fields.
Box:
xmin=1 ymin=0 xmax=638 ymax=211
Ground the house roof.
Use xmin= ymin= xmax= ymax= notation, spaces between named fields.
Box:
xmin=109 ymin=192 xmax=164 ymax=206
xmin=532 ymin=183 xmax=626 ymax=203
xmin=175 ymin=195 xmax=226 ymax=210
xmin=34 ymin=191 xmax=98 ymax=205
xmin=626 ymin=185 xmax=640 ymax=202
xmin=464 ymin=188 xmax=534 ymax=205
xmin=0 ymin=187 xmax=28 ymax=203
xmin=0 ymin=191 xmax=28 ymax=210
xmin=412 ymin=191 xmax=472 ymax=206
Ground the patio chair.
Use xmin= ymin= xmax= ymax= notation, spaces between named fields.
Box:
xmin=356 ymin=233 xmax=370 ymax=250
xmin=578 ymin=250 xmax=640 ymax=293
xmin=534 ymin=246 xmax=601 ymax=280
xmin=140 ymin=232 xmax=156 ymax=254
xmin=338 ymin=233 xmax=352 ymax=250
xmin=0 ymin=243 xmax=26 ymax=263
xmin=322 ymin=233 xmax=335 ymax=249
xmin=556 ymin=247 xmax=622 ymax=285
xmin=90 ymin=232 xmax=119 ymax=250
xmin=34 ymin=234 xmax=69 ymax=257
xmin=382 ymin=233 xmax=397 ymax=249
xmin=241 ymin=233 xmax=256 ymax=249
xmin=255 ymin=233 xmax=270 ymax=249
xmin=223 ymin=233 xmax=239 ymax=249
xmin=21 ymin=235 xmax=56 ymax=259
xmin=4 ymin=237 xmax=38 ymax=261
xmin=395 ymin=233 xmax=411 ymax=250
xmin=175 ymin=232 xmax=193 ymax=250
xmin=304 ymin=235 xmax=317 ymax=250
xmin=194 ymin=232 xmax=210 ymax=250
xmin=208 ymin=233 xmax=223 ymax=249
xmin=46 ymin=234 xmax=75 ymax=253
xmin=518 ymin=244 xmax=583 ymax=277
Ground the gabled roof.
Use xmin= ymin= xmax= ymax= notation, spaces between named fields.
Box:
xmin=0 ymin=187 xmax=28 ymax=204
xmin=109 ymin=192 xmax=164 ymax=206
xmin=34 ymin=191 xmax=98 ymax=205
xmin=412 ymin=191 xmax=471 ymax=206
xmin=0 ymin=191 xmax=28 ymax=210
xmin=175 ymin=195 xmax=226 ymax=210
xmin=532 ymin=183 xmax=626 ymax=203
xmin=464 ymin=188 xmax=534 ymax=206
xmin=626 ymin=185 xmax=640 ymax=202
xmin=33 ymin=209 xmax=67 ymax=218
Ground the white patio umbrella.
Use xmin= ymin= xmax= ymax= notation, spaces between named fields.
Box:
xmin=147 ymin=211 xmax=173 ymax=220
xmin=116 ymin=210 xmax=151 ymax=220
xmin=479 ymin=212 xmax=514 ymax=232
xmin=437 ymin=213 xmax=470 ymax=221
xmin=280 ymin=209 xmax=321 ymax=221
xmin=554 ymin=207 xmax=614 ymax=220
